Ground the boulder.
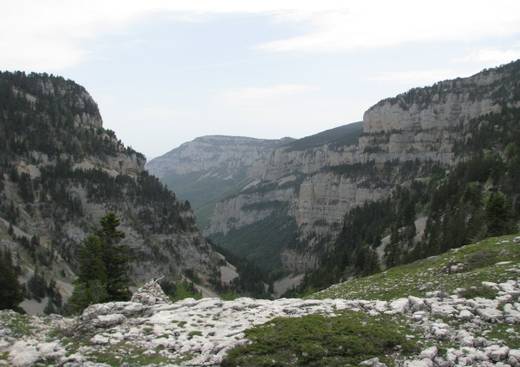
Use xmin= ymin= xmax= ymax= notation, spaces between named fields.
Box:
xmin=131 ymin=279 xmax=171 ymax=306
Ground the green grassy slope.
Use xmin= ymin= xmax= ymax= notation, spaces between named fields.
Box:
xmin=313 ymin=233 xmax=520 ymax=300
xmin=282 ymin=122 xmax=362 ymax=152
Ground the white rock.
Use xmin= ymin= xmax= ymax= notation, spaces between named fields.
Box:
xmin=486 ymin=345 xmax=510 ymax=362
xmin=409 ymin=296 xmax=426 ymax=311
xmin=389 ymin=298 xmax=409 ymax=313
xmin=8 ymin=341 xmax=40 ymax=367
xmin=477 ymin=308 xmax=503 ymax=322
xmin=509 ymin=349 xmax=520 ymax=367
xmin=482 ymin=281 xmax=499 ymax=289
xmin=430 ymin=303 xmax=457 ymax=317
xmin=419 ymin=346 xmax=438 ymax=359
xmin=94 ymin=313 xmax=126 ymax=327
xmin=404 ymin=359 xmax=433 ymax=367
xmin=458 ymin=309 xmax=473 ymax=320
xmin=90 ymin=334 xmax=109 ymax=345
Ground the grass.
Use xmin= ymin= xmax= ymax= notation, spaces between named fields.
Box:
xmin=188 ymin=330 xmax=202 ymax=339
xmin=0 ymin=313 xmax=32 ymax=337
xmin=221 ymin=311 xmax=419 ymax=367
xmin=89 ymin=342 xmax=173 ymax=366
xmin=483 ymin=324 xmax=520 ymax=348
xmin=313 ymin=234 xmax=520 ymax=300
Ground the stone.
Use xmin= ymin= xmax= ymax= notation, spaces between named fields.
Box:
xmin=360 ymin=357 xmax=387 ymax=367
xmin=93 ymin=314 xmax=126 ymax=328
xmin=90 ymin=334 xmax=109 ymax=345
xmin=509 ymin=349 xmax=520 ymax=366
xmin=130 ymin=279 xmax=171 ymax=306
xmin=8 ymin=341 xmax=40 ymax=367
xmin=389 ymin=298 xmax=409 ymax=313
xmin=409 ymin=296 xmax=426 ymax=312
xmin=477 ymin=308 xmax=503 ymax=322
xmin=486 ymin=345 xmax=510 ymax=362
xmin=458 ymin=309 xmax=473 ymax=320
xmin=404 ymin=359 xmax=434 ymax=367
xmin=430 ymin=303 xmax=457 ymax=317
xmin=419 ymin=346 xmax=438 ymax=359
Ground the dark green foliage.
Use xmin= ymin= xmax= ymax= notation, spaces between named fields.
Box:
xmin=27 ymin=271 xmax=46 ymax=301
xmin=459 ymin=286 xmax=498 ymax=299
xmin=210 ymin=242 xmax=270 ymax=298
xmin=97 ymin=213 xmax=130 ymax=301
xmin=0 ymin=71 xmax=144 ymax=166
xmin=210 ymin=204 xmax=300 ymax=273
xmin=222 ymin=311 xmax=418 ymax=367
xmin=67 ymin=235 xmax=108 ymax=313
xmin=0 ymin=250 xmax=24 ymax=310
xmin=67 ymin=213 xmax=130 ymax=314
xmin=485 ymin=191 xmax=515 ymax=236
xmin=159 ymin=279 xmax=202 ymax=301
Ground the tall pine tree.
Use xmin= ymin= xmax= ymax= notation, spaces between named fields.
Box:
xmin=0 ymin=249 xmax=24 ymax=310
xmin=67 ymin=212 xmax=130 ymax=314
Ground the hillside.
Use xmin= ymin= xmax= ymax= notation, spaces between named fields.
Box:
xmin=2 ymin=234 xmax=520 ymax=366
xmin=146 ymin=135 xmax=293 ymax=229
xmin=201 ymin=60 xmax=520 ymax=292
xmin=0 ymin=71 xmax=235 ymax=314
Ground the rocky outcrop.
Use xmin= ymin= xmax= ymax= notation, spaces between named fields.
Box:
xmin=2 ymin=272 xmax=520 ymax=366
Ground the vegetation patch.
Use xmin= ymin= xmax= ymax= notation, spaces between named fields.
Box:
xmin=314 ymin=234 xmax=520 ymax=300
xmin=0 ymin=313 xmax=32 ymax=337
xmin=482 ymin=323 xmax=520 ymax=349
xmin=88 ymin=342 xmax=172 ymax=366
xmin=221 ymin=311 xmax=418 ymax=367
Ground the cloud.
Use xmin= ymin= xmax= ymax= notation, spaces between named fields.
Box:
xmin=217 ymin=84 xmax=318 ymax=106
xmin=2 ymin=0 xmax=520 ymax=70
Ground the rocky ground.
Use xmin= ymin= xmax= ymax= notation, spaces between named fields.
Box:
xmin=1 ymin=236 xmax=520 ymax=366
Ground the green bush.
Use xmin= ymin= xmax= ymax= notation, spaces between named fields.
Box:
xmin=222 ymin=311 xmax=418 ymax=367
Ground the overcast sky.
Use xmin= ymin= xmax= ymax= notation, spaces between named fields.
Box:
xmin=2 ymin=1 xmax=520 ymax=159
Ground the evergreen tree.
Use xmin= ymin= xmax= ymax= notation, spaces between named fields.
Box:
xmin=485 ymin=191 xmax=515 ymax=236
xmin=67 ymin=212 xmax=130 ymax=314
xmin=0 ymin=250 xmax=24 ymax=310
xmin=97 ymin=213 xmax=130 ymax=301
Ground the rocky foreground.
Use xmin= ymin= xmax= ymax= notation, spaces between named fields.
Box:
xmin=0 ymin=275 xmax=520 ymax=366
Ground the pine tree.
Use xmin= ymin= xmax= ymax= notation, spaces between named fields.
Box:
xmin=97 ymin=213 xmax=130 ymax=301
xmin=67 ymin=212 xmax=130 ymax=314
xmin=485 ymin=191 xmax=515 ymax=236
xmin=0 ymin=250 xmax=24 ymax=310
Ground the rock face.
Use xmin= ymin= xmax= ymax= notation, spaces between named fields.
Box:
xmin=0 ymin=72 xmax=230 ymax=313
xmin=195 ymin=61 xmax=520 ymax=275
xmin=146 ymin=135 xmax=293 ymax=229
xmin=2 ymin=274 xmax=520 ymax=366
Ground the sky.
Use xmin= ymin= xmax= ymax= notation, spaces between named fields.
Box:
xmin=2 ymin=1 xmax=520 ymax=159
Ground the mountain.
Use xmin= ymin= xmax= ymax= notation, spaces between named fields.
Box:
xmin=0 ymin=71 xmax=236 ymax=314
xmin=146 ymin=135 xmax=294 ymax=229
xmin=156 ymin=61 xmax=520 ymax=294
